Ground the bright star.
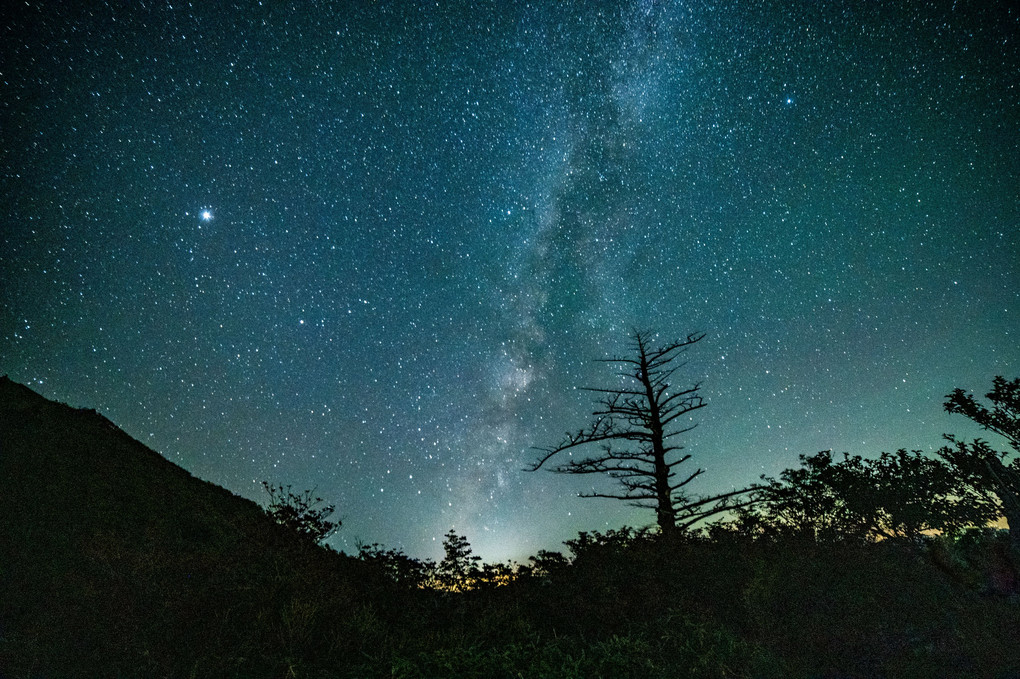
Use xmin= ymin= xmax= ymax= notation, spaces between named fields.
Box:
xmin=200 ymin=210 xmax=213 ymax=221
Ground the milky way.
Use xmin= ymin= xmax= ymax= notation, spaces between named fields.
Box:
xmin=2 ymin=1 xmax=1016 ymax=560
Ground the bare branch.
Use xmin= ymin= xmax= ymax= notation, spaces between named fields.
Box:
xmin=584 ymin=386 xmax=647 ymax=397
xmin=664 ymin=454 xmax=693 ymax=469
xmin=674 ymin=488 xmax=763 ymax=531
xmin=580 ymin=490 xmax=657 ymax=502
xmin=671 ymin=467 xmax=705 ymax=489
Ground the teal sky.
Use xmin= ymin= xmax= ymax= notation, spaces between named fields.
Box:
xmin=2 ymin=0 xmax=1016 ymax=561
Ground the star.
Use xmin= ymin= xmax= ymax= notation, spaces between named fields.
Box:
xmin=2 ymin=1 xmax=1015 ymax=564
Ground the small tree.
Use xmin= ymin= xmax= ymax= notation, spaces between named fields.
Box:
xmin=940 ymin=376 xmax=1020 ymax=549
xmin=434 ymin=529 xmax=482 ymax=592
xmin=528 ymin=329 xmax=753 ymax=537
xmin=261 ymin=481 xmax=340 ymax=545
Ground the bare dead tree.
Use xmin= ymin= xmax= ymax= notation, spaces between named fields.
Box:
xmin=527 ymin=329 xmax=754 ymax=537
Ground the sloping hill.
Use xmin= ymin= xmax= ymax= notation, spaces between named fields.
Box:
xmin=0 ymin=377 xmax=384 ymax=677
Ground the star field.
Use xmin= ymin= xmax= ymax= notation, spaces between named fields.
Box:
xmin=2 ymin=1 xmax=1017 ymax=561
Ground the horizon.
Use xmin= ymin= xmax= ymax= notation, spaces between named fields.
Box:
xmin=0 ymin=367 xmax=1012 ymax=564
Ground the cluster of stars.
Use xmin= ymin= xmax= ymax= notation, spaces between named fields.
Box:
xmin=0 ymin=1 xmax=1016 ymax=561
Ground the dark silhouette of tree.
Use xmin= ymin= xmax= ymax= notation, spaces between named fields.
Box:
xmin=527 ymin=329 xmax=753 ymax=537
xmin=261 ymin=481 xmax=340 ymax=544
xmin=356 ymin=542 xmax=433 ymax=588
xmin=435 ymin=529 xmax=482 ymax=592
xmin=748 ymin=451 xmax=878 ymax=541
xmin=940 ymin=376 xmax=1020 ymax=549
xmin=748 ymin=449 xmax=997 ymax=542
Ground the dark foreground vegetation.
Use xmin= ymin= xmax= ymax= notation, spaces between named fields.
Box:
xmin=2 ymin=375 xmax=1019 ymax=678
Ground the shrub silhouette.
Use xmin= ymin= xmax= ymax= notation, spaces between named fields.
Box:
xmin=261 ymin=481 xmax=340 ymax=544
xmin=940 ymin=375 xmax=1020 ymax=551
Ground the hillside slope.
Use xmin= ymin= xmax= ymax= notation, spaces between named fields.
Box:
xmin=0 ymin=377 xmax=381 ymax=677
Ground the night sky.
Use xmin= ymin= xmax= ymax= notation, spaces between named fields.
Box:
xmin=2 ymin=1 xmax=1017 ymax=562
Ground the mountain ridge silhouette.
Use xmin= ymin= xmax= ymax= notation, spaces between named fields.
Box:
xmin=0 ymin=375 xmax=380 ymax=676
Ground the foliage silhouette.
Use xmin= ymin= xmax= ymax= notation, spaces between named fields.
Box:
xmin=435 ymin=530 xmax=483 ymax=592
xmin=357 ymin=541 xmax=434 ymax=589
xmin=939 ymin=375 xmax=1020 ymax=550
xmin=748 ymin=449 xmax=998 ymax=542
xmin=261 ymin=480 xmax=340 ymax=544
xmin=527 ymin=330 xmax=756 ymax=536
